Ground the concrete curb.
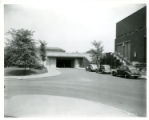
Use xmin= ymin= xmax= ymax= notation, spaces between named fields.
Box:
xmin=5 ymin=69 xmax=61 ymax=80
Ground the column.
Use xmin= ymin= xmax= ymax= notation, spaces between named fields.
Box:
xmin=74 ymin=58 xmax=80 ymax=68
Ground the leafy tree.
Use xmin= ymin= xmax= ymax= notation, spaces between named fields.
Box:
xmin=39 ymin=40 xmax=47 ymax=66
xmin=5 ymin=28 xmax=38 ymax=70
xmin=4 ymin=46 xmax=12 ymax=67
xmin=100 ymin=53 xmax=122 ymax=68
xmin=88 ymin=40 xmax=103 ymax=68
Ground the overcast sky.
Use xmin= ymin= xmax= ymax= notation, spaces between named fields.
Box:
xmin=4 ymin=1 xmax=145 ymax=53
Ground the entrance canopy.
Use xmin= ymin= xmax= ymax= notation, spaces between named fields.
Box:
xmin=46 ymin=50 xmax=92 ymax=68
xmin=56 ymin=58 xmax=75 ymax=68
xmin=47 ymin=52 xmax=89 ymax=68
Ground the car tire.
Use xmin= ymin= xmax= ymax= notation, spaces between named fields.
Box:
xmin=124 ymin=74 xmax=127 ymax=78
xmin=112 ymin=71 xmax=116 ymax=76
xmin=134 ymin=76 xmax=138 ymax=79
xmin=124 ymin=73 xmax=130 ymax=79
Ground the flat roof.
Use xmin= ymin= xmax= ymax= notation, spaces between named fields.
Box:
xmin=46 ymin=47 xmax=65 ymax=52
xmin=47 ymin=52 xmax=92 ymax=61
xmin=47 ymin=52 xmax=85 ymax=58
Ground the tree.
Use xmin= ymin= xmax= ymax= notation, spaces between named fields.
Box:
xmin=100 ymin=53 xmax=122 ymax=68
xmin=39 ymin=40 xmax=47 ymax=66
xmin=4 ymin=46 xmax=12 ymax=67
xmin=88 ymin=40 xmax=103 ymax=68
xmin=5 ymin=28 xmax=38 ymax=70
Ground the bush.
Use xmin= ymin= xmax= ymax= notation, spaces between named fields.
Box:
xmin=33 ymin=64 xmax=45 ymax=70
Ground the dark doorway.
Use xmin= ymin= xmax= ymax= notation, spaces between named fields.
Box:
xmin=56 ymin=58 xmax=74 ymax=68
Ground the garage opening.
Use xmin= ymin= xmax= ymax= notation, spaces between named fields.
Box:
xmin=56 ymin=58 xmax=74 ymax=68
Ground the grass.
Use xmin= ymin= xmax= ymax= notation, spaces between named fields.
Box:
xmin=4 ymin=67 xmax=48 ymax=76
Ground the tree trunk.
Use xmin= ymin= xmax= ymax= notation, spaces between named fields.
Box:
xmin=96 ymin=57 xmax=100 ymax=70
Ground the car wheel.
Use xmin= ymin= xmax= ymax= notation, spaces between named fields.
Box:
xmin=124 ymin=74 xmax=127 ymax=78
xmin=124 ymin=73 xmax=130 ymax=79
xmin=112 ymin=71 xmax=116 ymax=76
xmin=134 ymin=76 xmax=138 ymax=79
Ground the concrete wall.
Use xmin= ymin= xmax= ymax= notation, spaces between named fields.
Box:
xmin=74 ymin=58 xmax=80 ymax=68
xmin=46 ymin=57 xmax=56 ymax=69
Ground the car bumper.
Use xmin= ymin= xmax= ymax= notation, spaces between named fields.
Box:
xmin=129 ymin=74 xmax=141 ymax=78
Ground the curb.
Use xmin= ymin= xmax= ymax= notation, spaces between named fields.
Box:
xmin=5 ymin=69 xmax=61 ymax=80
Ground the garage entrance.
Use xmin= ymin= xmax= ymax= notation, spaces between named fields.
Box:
xmin=56 ymin=58 xmax=74 ymax=68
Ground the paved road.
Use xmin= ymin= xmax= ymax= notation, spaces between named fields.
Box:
xmin=5 ymin=68 xmax=146 ymax=116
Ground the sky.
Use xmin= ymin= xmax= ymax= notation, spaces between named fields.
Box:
xmin=4 ymin=0 xmax=146 ymax=53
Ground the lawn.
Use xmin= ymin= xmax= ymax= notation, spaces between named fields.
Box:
xmin=4 ymin=67 xmax=48 ymax=76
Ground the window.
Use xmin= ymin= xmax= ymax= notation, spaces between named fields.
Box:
xmin=134 ymin=52 xmax=137 ymax=57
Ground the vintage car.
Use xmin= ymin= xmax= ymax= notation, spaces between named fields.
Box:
xmin=112 ymin=65 xmax=141 ymax=79
xmin=96 ymin=65 xmax=111 ymax=74
xmin=86 ymin=64 xmax=98 ymax=72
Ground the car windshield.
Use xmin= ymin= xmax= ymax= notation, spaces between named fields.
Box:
xmin=104 ymin=65 xmax=110 ymax=69
xmin=91 ymin=64 xmax=97 ymax=69
xmin=128 ymin=66 xmax=139 ymax=73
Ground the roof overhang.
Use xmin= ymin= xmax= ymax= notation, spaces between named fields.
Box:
xmin=47 ymin=52 xmax=92 ymax=62
xmin=47 ymin=52 xmax=85 ymax=58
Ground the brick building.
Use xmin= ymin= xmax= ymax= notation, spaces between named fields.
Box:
xmin=115 ymin=6 xmax=146 ymax=64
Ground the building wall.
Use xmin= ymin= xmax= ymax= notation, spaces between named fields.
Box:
xmin=130 ymin=28 xmax=146 ymax=62
xmin=74 ymin=58 xmax=80 ymax=68
xmin=115 ymin=6 xmax=146 ymax=63
xmin=116 ymin=7 xmax=146 ymax=38
xmin=46 ymin=57 xmax=56 ymax=68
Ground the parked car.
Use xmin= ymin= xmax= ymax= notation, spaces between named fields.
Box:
xmin=134 ymin=63 xmax=146 ymax=71
xmin=86 ymin=64 xmax=98 ymax=72
xmin=97 ymin=65 xmax=111 ymax=74
xmin=112 ymin=65 xmax=141 ymax=79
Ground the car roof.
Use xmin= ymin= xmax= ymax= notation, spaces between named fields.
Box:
xmin=120 ymin=65 xmax=136 ymax=69
xmin=128 ymin=66 xmax=137 ymax=69
xmin=102 ymin=65 xmax=110 ymax=66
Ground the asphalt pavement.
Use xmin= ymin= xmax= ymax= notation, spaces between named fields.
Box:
xmin=4 ymin=68 xmax=146 ymax=117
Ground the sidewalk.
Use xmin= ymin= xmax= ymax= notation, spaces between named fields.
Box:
xmin=4 ymin=95 xmax=136 ymax=117
xmin=5 ymin=68 xmax=61 ymax=80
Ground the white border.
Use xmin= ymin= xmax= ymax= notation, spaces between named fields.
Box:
xmin=0 ymin=1 xmax=4 ymax=120
xmin=0 ymin=0 xmax=148 ymax=120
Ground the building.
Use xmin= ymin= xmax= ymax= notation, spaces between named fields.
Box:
xmin=45 ymin=47 xmax=91 ymax=68
xmin=115 ymin=6 xmax=146 ymax=64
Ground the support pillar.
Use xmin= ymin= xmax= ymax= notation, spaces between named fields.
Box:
xmin=74 ymin=58 xmax=80 ymax=68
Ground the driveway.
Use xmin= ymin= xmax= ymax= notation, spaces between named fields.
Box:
xmin=5 ymin=68 xmax=146 ymax=117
